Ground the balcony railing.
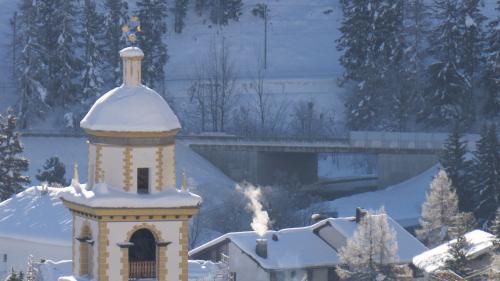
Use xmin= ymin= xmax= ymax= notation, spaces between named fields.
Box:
xmin=129 ymin=260 xmax=156 ymax=279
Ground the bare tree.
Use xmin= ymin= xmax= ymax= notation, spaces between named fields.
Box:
xmin=290 ymin=100 xmax=335 ymax=138
xmin=189 ymin=37 xmax=238 ymax=132
xmin=189 ymin=209 xmax=204 ymax=249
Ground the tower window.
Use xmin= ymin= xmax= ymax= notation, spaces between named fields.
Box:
xmin=137 ymin=168 xmax=149 ymax=194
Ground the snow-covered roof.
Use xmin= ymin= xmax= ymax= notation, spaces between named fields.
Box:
xmin=413 ymin=230 xmax=496 ymax=273
xmin=323 ymin=216 xmax=428 ymax=263
xmin=190 ymin=216 xmax=427 ymax=269
xmin=0 ymin=186 xmax=73 ymax=246
xmin=60 ymin=183 xmax=201 ymax=209
xmin=190 ymin=221 xmax=341 ymax=270
xmin=80 ymin=84 xmax=181 ymax=133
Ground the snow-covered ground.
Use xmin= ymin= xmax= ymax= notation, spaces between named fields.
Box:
xmin=318 ymin=153 xmax=376 ymax=179
xmin=312 ymin=163 xmax=441 ymax=227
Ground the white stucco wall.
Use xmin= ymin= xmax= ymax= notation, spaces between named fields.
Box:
xmin=130 ymin=147 xmax=156 ymax=193
xmin=228 ymin=242 xmax=269 ymax=281
xmin=100 ymin=145 xmax=125 ymax=189
xmin=87 ymin=143 xmax=96 ymax=189
xmin=73 ymin=215 xmax=99 ymax=279
xmin=163 ymin=144 xmax=176 ymax=188
xmin=107 ymin=220 xmax=183 ymax=281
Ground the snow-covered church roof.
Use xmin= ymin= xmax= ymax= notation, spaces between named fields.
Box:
xmin=80 ymin=47 xmax=181 ymax=133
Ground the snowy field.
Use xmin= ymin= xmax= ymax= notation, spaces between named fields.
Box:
xmin=313 ymin=164 xmax=441 ymax=227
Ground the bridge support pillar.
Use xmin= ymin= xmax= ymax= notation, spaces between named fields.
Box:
xmin=377 ymin=153 xmax=438 ymax=187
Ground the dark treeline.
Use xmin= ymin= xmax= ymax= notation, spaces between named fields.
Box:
xmin=10 ymin=0 xmax=244 ymax=129
xmin=337 ymin=0 xmax=499 ymax=132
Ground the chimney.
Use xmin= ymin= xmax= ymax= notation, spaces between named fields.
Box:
xmin=119 ymin=47 xmax=144 ymax=87
xmin=355 ymin=207 xmax=367 ymax=223
xmin=311 ymin=213 xmax=326 ymax=223
xmin=255 ymin=238 xmax=268 ymax=258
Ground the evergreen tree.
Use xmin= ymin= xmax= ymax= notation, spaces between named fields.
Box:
xmin=209 ymin=0 xmax=243 ymax=25
xmin=36 ymin=156 xmax=68 ymax=187
xmin=445 ymin=234 xmax=469 ymax=276
xmin=103 ymin=0 xmax=129 ymax=85
xmin=0 ymin=110 xmax=30 ymax=201
xmin=472 ymin=124 xmax=500 ymax=222
xmin=440 ymin=126 xmax=473 ymax=212
xmin=449 ymin=212 xmax=476 ymax=239
xmin=6 ymin=269 xmax=24 ymax=281
xmin=81 ymin=0 xmax=104 ymax=107
xmin=417 ymin=169 xmax=459 ymax=247
xmin=337 ymin=0 xmax=408 ymax=130
xmin=422 ymin=0 xmax=472 ymax=127
xmin=339 ymin=207 xmax=399 ymax=280
xmin=492 ymin=208 xmax=500 ymax=244
xmin=37 ymin=0 xmax=80 ymax=108
xmin=174 ymin=0 xmax=188 ymax=33
xmin=195 ymin=0 xmax=208 ymax=16
xmin=16 ymin=0 xmax=49 ymax=128
xmin=483 ymin=1 xmax=500 ymax=117
xmin=460 ymin=0 xmax=486 ymax=94
xmin=136 ymin=0 xmax=169 ymax=90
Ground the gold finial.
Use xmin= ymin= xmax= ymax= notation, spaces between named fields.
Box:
xmin=122 ymin=16 xmax=141 ymax=45
xmin=182 ymin=170 xmax=188 ymax=191
xmin=72 ymin=161 xmax=80 ymax=187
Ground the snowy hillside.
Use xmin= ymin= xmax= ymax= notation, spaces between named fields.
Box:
xmin=313 ymin=164 xmax=441 ymax=227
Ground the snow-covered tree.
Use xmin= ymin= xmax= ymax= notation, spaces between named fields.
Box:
xmin=81 ymin=0 xmax=104 ymax=106
xmin=37 ymin=0 xmax=80 ymax=108
xmin=195 ymin=0 xmax=207 ymax=16
xmin=421 ymin=0 xmax=472 ymax=127
xmin=36 ymin=156 xmax=68 ymax=187
xmin=440 ymin=127 xmax=473 ymax=212
xmin=289 ymin=100 xmax=334 ymax=138
xmin=492 ymin=208 xmax=500 ymax=244
xmin=472 ymin=124 xmax=500 ymax=222
xmin=416 ymin=169 xmax=459 ymax=247
xmin=449 ymin=212 xmax=476 ymax=239
xmin=339 ymin=207 xmax=399 ymax=279
xmin=136 ymin=0 xmax=169 ymax=90
xmin=16 ymin=0 xmax=49 ymax=128
xmin=103 ymin=0 xmax=129 ymax=85
xmin=5 ymin=269 xmax=24 ymax=281
xmin=0 ymin=110 xmax=30 ymax=201
xmin=174 ymin=0 xmax=188 ymax=33
xmin=483 ymin=1 xmax=500 ymax=118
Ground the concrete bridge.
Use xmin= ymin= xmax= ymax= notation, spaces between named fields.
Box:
xmin=181 ymin=131 xmax=479 ymax=188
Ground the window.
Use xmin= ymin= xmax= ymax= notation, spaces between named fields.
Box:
xmin=137 ymin=168 xmax=149 ymax=194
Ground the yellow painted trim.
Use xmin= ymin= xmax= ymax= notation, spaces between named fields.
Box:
xmin=62 ymin=199 xmax=199 ymax=217
xmin=98 ymin=221 xmax=109 ymax=281
xmin=155 ymin=147 xmax=164 ymax=191
xmin=178 ymin=219 xmax=189 ymax=281
xmin=84 ymin=128 xmax=179 ymax=139
xmin=120 ymin=248 xmax=128 ymax=281
xmin=122 ymin=147 xmax=133 ymax=191
xmin=95 ymin=144 xmax=103 ymax=183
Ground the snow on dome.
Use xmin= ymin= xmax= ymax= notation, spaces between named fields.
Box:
xmin=119 ymin=46 xmax=144 ymax=58
xmin=60 ymin=183 xmax=201 ymax=209
xmin=80 ymin=84 xmax=181 ymax=132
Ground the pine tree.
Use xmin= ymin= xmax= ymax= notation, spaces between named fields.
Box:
xmin=422 ymin=0 xmax=472 ymax=127
xmin=37 ymin=0 xmax=80 ymax=108
xmin=136 ymin=0 xmax=169 ymax=90
xmin=473 ymin=124 xmax=500 ymax=222
xmin=81 ymin=0 xmax=104 ymax=107
xmin=449 ymin=212 xmax=476 ymax=239
xmin=445 ymin=234 xmax=469 ymax=276
xmin=440 ymin=126 xmax=473 ymax=212
xmin=209 ymin=0 xmax=243 ymax=25
xmin=416 ymin=169 xmax=459 ymax=247
xmin=483 ymin=1 xmax=500 ymax=117
xmin=16 ymin=0 xmax=49 ymax=128
xmin=103 ymin=0 xmax=129 ymax=85
xmin=492 ymin=208 xmax=500 ymax=244
xmin=195 ymin=0 xmax=207 ymax=16
xmin=460 ymin=0 xmax=486 ymax=93
xmin=0 ymin=110 xmax=30 ymax=201
xmin=339 ymin=207 xmax=399 ymax=279
xmin=174 ymin=0 xmax=188 ymax=33
xmin=36 ymin=156 xmax=67 ymax=187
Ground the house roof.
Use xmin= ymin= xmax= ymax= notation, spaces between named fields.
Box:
xmin=190 ymin=215 xmax=428 ymax=270
xmin=189 ymin=220 xmax=341 ymax=270
xmin=323 ymin=216 xmax=428 ymax=263
xmin=412 ymin=230 xmax=496 ymax=273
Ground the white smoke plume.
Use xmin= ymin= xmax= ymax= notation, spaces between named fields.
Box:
xmin=237 ymin=183 xmax=269 ymax=236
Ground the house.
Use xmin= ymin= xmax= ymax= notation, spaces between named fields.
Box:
xmin=189 ymin=209 xmax=428 ymax=281
xmin=412 ymin=230 xmax=498 ymax=280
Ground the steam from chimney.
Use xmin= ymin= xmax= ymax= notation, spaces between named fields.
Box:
xmin=237 ymin=184 xmax=269 ymax=237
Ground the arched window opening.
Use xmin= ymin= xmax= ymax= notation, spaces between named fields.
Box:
xmin=129 ymin=228 xmax=157 ymax=279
